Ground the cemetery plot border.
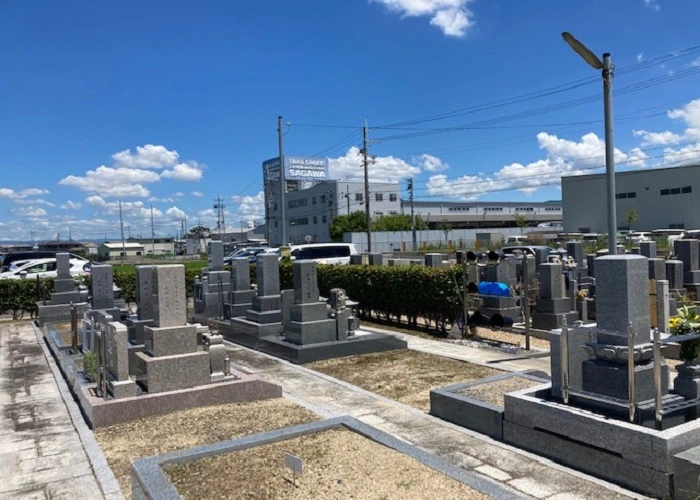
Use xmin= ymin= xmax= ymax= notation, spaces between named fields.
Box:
xmin=133 ymin=417 xmax=520 ymax=500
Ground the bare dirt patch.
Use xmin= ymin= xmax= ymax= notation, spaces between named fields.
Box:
xmin=166 ymin=427 xmax=487 ymax=500
xmin=94 ymin=399 xmax=319 ymax=498
xmin=307 ymin=349 xmax=502 ymax=412
xmin=457 ymin=376 xmax=544 ymax=407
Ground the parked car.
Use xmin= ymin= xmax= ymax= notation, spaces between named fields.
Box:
xmin=0 ymin=251 xmax=89 ymax=273
xmin=0 ymin=257 xmax=91 ymax=280
xmin=223 ymin=246 xmax=269 ymax=265
xmin=500 ymin=245 xmax=556 ymax=258
xmin=288 ymin=243 xmax=358 ymax=265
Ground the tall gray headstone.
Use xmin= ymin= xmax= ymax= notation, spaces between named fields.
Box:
xmin=136 ymin=265 xmax=156 ymax=321
xmin=106 ymin=321 xmax=129 ymax=381
xmin=595 ymin=255 xmax=650 ymax=343
xmin=208 ymin=241 xmax=224 ymax=272
xmin=230 ymin=258 xmax=251 ymax=291
xmin=256 ymin=254 xmax=280 ymax=296
xmin=586 ymin=254 xmax=596 ymax=277
xmin=648 ymin=258 xmax=666 ymax=281
xmin=534 ymin=248 xmax=549 ymax=267
xmin=656 ymin=279 xmax=670 ymax=332
xmin=56 ymin=253 xmax=71 ymax=279
xmin=424 ymin=253 xmax=442 ymax=268
xmin=91 ymin=265 xmax=114 ymax=310
xmin=566 ymin=241 xmax=584 ymax=267
xmin=639 ymin=241 xmax=656 ymax=258
xmin=666 ymin=260 xmax=684 ymax=290
xmin=675 ymin=239 xmax=699 ymax=274
xmin=152 ymin=265 xmax=187 ymax=327
xmin=522 ymin=254 xmax=536 ymax=285
xmin=368 ymin=253 xmax=383 ymax=266
xmin=293 ymin=261 xmax=318 ymax=304
xmin=539 ymin=263 xmax=564 ymax=299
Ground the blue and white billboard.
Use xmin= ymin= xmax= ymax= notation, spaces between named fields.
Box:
xmin=262 ymin=157 xmax=281 ymax=182
xmin=285 ymin=156 xmax=329 ymax=181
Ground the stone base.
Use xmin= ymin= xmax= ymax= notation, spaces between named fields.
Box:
xmin=37 ymin=302 xmax=89 ymax=326
xmin=581 ymin=359 xmax=669 ymax=402
xmin=258 ymin=329 xmax=407 ymax=364
xmin=79 ymin=370 xmax=281 ymax=428
xmin=284 ymin=318 xmax=337 ymax=345
xmin=134 ymin=351 xmax=211 ymax=393
xmin=218 ymin=317 xmax=284 ymax=349
xmin=109 ymin=379 xmax=139 ymax=399
xmin=674 ymin=445 xmax=700 ymax=500
xmin=531 ymin=311 xmax=578 ymax=331
xmin=143 ymin=324 xmax=198 ymax=357
xmin=503 ymin=384 xmax=700 ymax=498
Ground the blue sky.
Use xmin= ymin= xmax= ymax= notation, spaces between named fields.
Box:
xmin=2 ymin=0 xmax=700 ymax=241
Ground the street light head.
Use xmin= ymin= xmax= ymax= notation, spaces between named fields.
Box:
xmin=562 ymin=32 xmax=604 ymax=70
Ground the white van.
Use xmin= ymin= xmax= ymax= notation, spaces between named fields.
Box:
xmin=288 ymin=243 xmax=358 ymax=265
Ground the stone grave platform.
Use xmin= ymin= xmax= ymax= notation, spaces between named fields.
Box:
xmin=503 ymin=383 xmax=700 ymax=498
xmin=257 ymin=328 xmax=408 ymax=364
xmin=42 ymin=321 xmax=282 ymax=428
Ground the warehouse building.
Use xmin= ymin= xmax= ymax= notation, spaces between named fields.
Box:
xmin=562 ymin=163 xmax=700 ymax=233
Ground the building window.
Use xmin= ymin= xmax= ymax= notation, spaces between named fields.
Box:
xmin=313 ymin=216 xmax=318 ymax=224
xmin=671 ymin=223 xmax=686 ymax=229
xmin=389 ymin=193 xmax=397 ymax=202
xmin=671 ymin=187 xmax=681 ymax=194
xmin=312 ymin=196 xmax=317 ymax=205
xmin=661 ymin=186 xmax=691 ymax=196
xmin=389 ymin=210 xmax=398 ymax=214
xmin=682 ymin=186 xmax=692 ymax=193
xmin=374 ymin=210 xmax=383 ymax=215
xmin=355 ymin=193 xmax=363 ymax=202
xmin=375 ymin=193 xmax=383 ymax=202
xmin=661 ymin=189 xmax=670 ymax=196
xmin=288 ymin=199 xmax=308 ymax=208
xmin=322 ymin=215 xmax=327 ymax=223
xmin=274 ymin=221 xmax=278 ymax=228
xmin=321 ymin=195 xmax=326 ymax=203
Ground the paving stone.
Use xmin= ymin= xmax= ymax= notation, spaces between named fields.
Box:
xmin=475 ymin=464 xmax=512 ymax=481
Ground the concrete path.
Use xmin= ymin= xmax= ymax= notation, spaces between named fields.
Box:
xmin=224 ymin=332 xmax=644 ymax=500
xmin=363 ymin=326 xmax=553 ymax=375
xmin=0 ymin=321 xmax=121 ymax=499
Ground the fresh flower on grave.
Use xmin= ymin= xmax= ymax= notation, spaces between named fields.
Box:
xmin=563 ymin=257 xmax=578 ymax=270
xmin=576 ymin=289 xmax=588 ymax=300
xmin=670 ymin=299 xmax=700 ymax=363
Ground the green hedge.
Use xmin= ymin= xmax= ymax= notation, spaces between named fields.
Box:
xmin=0 ymin=263 xmax=463 ymax=331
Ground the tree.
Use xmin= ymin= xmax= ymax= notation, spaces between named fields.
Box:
xmin=329 ymin=211 xmax=368 ymax=241
xmin=188 ymin=225 xmax=210 ymax=236
xmin=621 ymin=209 xmax=640 ymax=230
xmin=514 ymin=213 xmax=529 ymax=235
xmin=438 ymin=220 xmax=452 ymax=247
xmin=371 ymin=213 xmax=427 ymax=232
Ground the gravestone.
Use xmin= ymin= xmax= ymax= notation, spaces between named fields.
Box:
xmin=284 ymin=261 xmax=337 ymax=345
xmin=648 ymin=258 xmax=666 ymax=281
xmin=533 ymin=247 xmax=550 ymax=267
xmin=106 ymin=321 xmax=138 ymax=399
xmin=566 ymin=241 xmax=585 ymax=268
xmin=586 ymin=254 xmax=596 ymax=277
xmin=639 ymin=241 xmax=656 ymax=258
xmin=424 ymin=253 xmax=442 ymax=268
xmin=675 ymin=239 xmax=700 ymax=285
xmin=152 ymin=265 xmax=187 ymax=327
xmin=595 ymin=255 xmax=650 ymax=344
xmin=36 ymin=252 xmax=89 ymax=325
xmin=208 ymin=241 xmax=225 ymax=272
xmin=368 ymin=253 xmax=383 ymax=266
xmin=225 ymin=258 xmax=256 ymax=319
xmin=666 ymin=260 xmax=685 ymax=290
xmin=532 ymin=262 xmax=578 ymax=330
xmin=91 ymin=265 xmax=115 ymax=310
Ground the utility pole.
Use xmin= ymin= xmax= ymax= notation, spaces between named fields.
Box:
xmin=150 ymin=204 xmax=155 ymax=256
xmin=69 ymin=227 xmax=72 ymax=242
xmin=362 ymin=119 xmax=371 ymax=252
xmin=408 ymin=177 xmax=416 ymax=251
xmin=346 ymin=185 xmax=350 ymax=214
xmin=278 ymin=116 xmax=287 ymax=246
xmin=30 ymin=231 xmax=36 ymax=246
xmin=119 ymin=201 xmax=126 ymax=262
xmin=213 ymin=195 xmax=226 ymax=243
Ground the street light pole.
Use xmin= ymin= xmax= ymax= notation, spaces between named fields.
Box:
xmin=278 ymin=116 xmax=287 ymax=246
xmin=562 ymin=32 xmax=617 ymax=255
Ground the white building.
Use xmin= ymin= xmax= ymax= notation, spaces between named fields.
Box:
xmin=128 ymin=237 xmax=175 ymax=256
xmin=97 ymin=242 xmax=145 ymax=260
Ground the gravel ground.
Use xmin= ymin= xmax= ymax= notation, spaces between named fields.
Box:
xmin=307 ymin=349 xmax=501 ymax=412
xmin=94 ymin=399 xmax=320 ymax=499
xmin=166 ymin=428 xmax=487 ymax=500
xmin=456 ymin=376 xmax=544 ymax=407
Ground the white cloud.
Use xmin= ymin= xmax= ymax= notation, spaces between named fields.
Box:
xmin=161 ymin=162 xmax=203 ymax=181
xmin=426 ymin=131 xmax=646 ymax=199
xmin=59 ymin=166 xmax=159 ymax=198
xmin=61 ymin=200 xmax=82 ymax=210
xmin=86 ymin=195 xmax=163 ymax=218
xmin=632 ymin=129 xmax=682 ymax=146
xmin=165 ymin=206 xmax=186 ymax=219
xmin=643 ymin=0 xmax=660 ymax=10
xmin=636 ymin=53 xmax=644 ymax=63
xmin=14 ymin=198 xmax=54 ymax=206
xmin=417 ymin=153 xmax=449 ymax=172
xmin=329 ymin=146 xmax=421 ymax=182
xmin=371 ymin=0 xmax=475 ymax=37
xmin=690 ymin=57 xmax=700 ymax=68
xmin=112 ymin=144 xmax=179 ymax=169
xmin=191 ymin=191 xmax=204 ymax=197
xmin=0 ymin=187 xmax=50 ymax=200
xmin=173 ymin=192 xmax=184 ymax=198
xmin=11 ymin=207 xmax=48 ymax=217
xmin=231 ymin=191 xmax=265 ymax=219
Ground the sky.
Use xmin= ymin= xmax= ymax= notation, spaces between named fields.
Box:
xmin=2 ymin=0 xmax=700 ymax=242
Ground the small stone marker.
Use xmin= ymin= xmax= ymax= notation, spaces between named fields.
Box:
xmin=284 ymin=452 xmax=304 ymax=486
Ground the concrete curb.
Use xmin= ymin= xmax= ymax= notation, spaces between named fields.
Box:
xmin=32 ymin=322 xmax=124 ymax=500
xmin=132 ymin=416 xmax=525 ymax=500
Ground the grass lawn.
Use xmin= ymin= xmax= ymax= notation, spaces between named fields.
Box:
xmin=111 ymin=259 xmax=208 ymax=273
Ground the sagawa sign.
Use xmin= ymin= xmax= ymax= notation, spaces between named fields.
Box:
xmin=262 ymin=157 xmax=281 ymax=182
xmin=285 ymin=156 xmax=329 ymax=181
